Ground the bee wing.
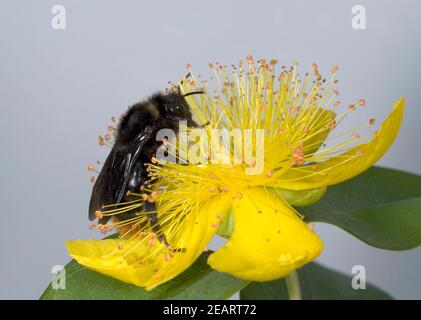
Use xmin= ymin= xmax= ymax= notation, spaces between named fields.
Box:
xmin=88 ymin=126 xmax=153 ymax=221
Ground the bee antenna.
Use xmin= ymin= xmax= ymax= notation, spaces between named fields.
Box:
xmin=183 ymin=91 xmax=204 ymax=97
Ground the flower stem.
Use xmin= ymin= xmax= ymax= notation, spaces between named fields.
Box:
xmin=285 ymin=270 xmax=302 ymax=300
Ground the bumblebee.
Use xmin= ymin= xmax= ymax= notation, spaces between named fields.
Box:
xmin=89 ymin=88 xmax=202 ymax=239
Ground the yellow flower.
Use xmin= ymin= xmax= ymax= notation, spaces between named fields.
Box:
xmin=66 ymin=57 xmax=404 ymax=291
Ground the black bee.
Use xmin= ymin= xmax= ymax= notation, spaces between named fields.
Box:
xmin=89 ymin=88 xmax=202 ymax=238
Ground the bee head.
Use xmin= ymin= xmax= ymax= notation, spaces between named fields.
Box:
xmin=117 ymin=88 xmax=203 ymax=144
xmin=151 ymin=88 xmax=202 ymax=127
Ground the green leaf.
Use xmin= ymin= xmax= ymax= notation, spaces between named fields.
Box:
xmin=240 ymin=262 xmax=392 ymax=300
xmin=40 ymin=251 xmax=249 ymax=300
xmin=300 ymin=166 xmax=421 ymax=250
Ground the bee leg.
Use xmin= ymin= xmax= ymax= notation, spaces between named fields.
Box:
xmin=144 ymin=201 xmax=168 ymax=245
xmin=144 ymin=201 xmax=186 ymax=253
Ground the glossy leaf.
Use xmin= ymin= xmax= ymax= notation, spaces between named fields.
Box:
xmin=240 ymin=262 xmax=392 ymax=300
xmin=40 ymin=251 xmax=249 ymax=300
xmin=300 ymin=166 xmax=421 ymax=250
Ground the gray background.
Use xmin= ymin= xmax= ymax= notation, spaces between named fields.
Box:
xmin=0 ymin=0 xmax=420 ymax=299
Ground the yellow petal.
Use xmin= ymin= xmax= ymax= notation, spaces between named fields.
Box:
xmin=66 ymin=195 xmax=232 ymax=290
xmin=143 ymin=195 xmax=232 ymax=290
xmin=66 ymin=238 xmax=162 ymax=287
xmin=207 ymin=187 xmax=323 ymax=281
xmin=266 ymin=98 xmax=404 ymax=190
